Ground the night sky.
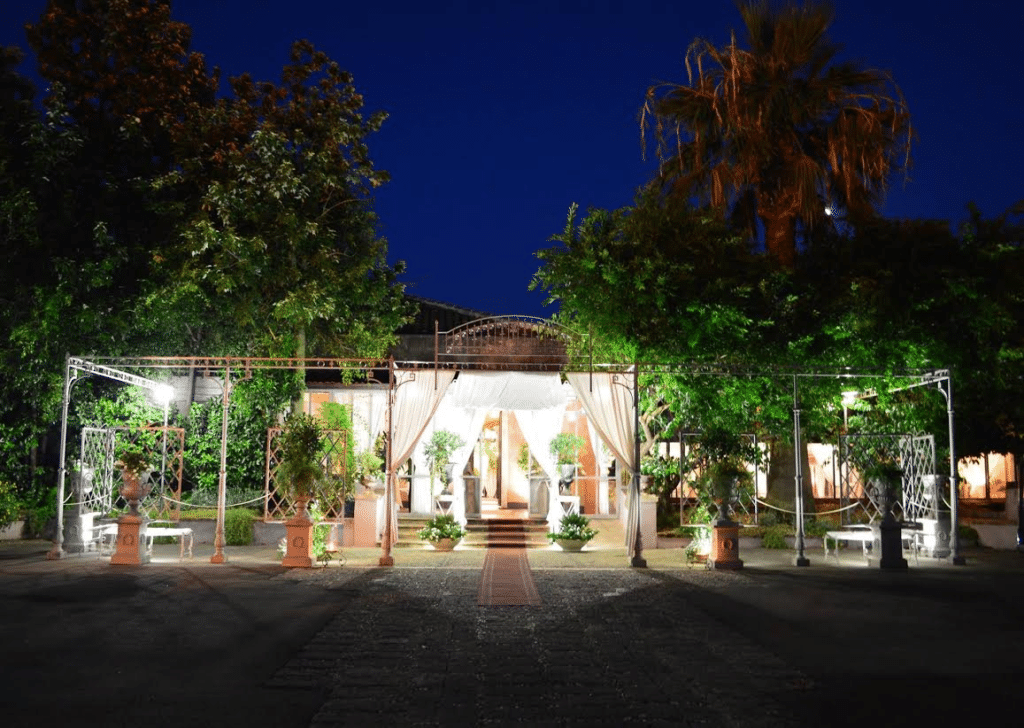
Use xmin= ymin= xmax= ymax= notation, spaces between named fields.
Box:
xmin=3 ymin=1 xmax=1022 ymax=318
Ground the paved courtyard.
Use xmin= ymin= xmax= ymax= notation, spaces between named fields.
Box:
xmin=1 ymin=538 xmax=1022 ymax=727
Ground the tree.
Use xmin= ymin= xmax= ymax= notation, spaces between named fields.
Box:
xmin=161 ymin=40 xmax=412 ymax=362
xmin=641 ymin=0 xmax=912 ymax=268
xmin=532 ymin=189 xmax=763 ymax=363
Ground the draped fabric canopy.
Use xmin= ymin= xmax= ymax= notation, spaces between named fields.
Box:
xmin=566 ymin=371 xmax=639 ymax=557
xmin=444 ymin=371 xmax=567 ymax=411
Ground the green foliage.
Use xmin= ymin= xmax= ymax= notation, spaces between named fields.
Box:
xmin=278 ymin=413 xmax=325 ymax=498
xmin=958 ymin=524 xmax=980 ymax=543
xmin=224 ymin=508 xmax=254 ymax=546
xmin=549 ymin=433 xmax=585 ymax=465
xmin=761 ymin=525 xmax=790 ymax=549
xmin=318 ymin=402 xmax=358 ymax=499
xmin=423 ymin=430 xmax=465 ymax=491
xmin=803 ymin=518 xmax=834 ymax=537
xmin=184 ymin=372 xmax=292 ymax=502
xmin=517 ymin=443 xmax=540 ymax=475
xmin=0 ymin=481 xmax=22 ymax=528
xmin=547 ymin=512 xmax=598 ymax=543
xmin=417 ymin=514 xmax=466 ymax=542
xmin=115 ymin=448 xmax=152 ymax=477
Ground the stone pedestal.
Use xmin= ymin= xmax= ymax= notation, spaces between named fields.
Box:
xmin=110 ymin=515 xmax=149 ymax=565
xmin=281 ymin=514 xmax=313 ymax=568
xmin=64 ymin=509 xmax=97 ymax=554
xmin=876 ymin=517 xmax=908 ymax=570
xmin=708 ymin=521 xmax=743 ymax=570
xmin=354 ymin=491 xmax=380 ymax=547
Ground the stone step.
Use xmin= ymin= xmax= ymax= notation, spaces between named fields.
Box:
xmin=463 ymin=517 xmax=550 ymax=549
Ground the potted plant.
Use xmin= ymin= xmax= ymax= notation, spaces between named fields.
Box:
xmin=355 ymin=449 xmax=384 ymax=492
xmin=115 ymin=447 xmax=153 ymax=516
xmin=863 ymin=459 xmax=904 ymax=518
xmin=862 ymin=457 xmax=908 ymax=570
xmin=547 ymin=512 xmax=598 ymax=551
xmin=423 ymin=430 xmax=465 ymax=496
xmin=277 ymin=413 xmax=325 ymax=568
xmin=109 ymin=445 xmax=155 ymax=565
xmin=417 ymin=513 xmax=467 ymax=551
xmin=549 ymin=432 xmax=585 ymax=494
xmin=706 ymin=457 xmax=752 ymax=526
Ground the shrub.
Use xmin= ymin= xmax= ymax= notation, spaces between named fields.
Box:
xmin=761 ymin=525 xmax=789 ymax=549
xmin=958 ymin=524 xmax=980 ymax=543
xmin=224 ymin=508 xmax=254 ymax=546
xmin=0 ymin=481 xmax=21 ymax=528
xmin=803 ymin=518 xmax=832 ymax=537
xmin=758 ymin=509 xmax=779 ymax=528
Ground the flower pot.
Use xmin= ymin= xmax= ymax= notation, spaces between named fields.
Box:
xmin=431 ymin=537 xmax=460 ymax=551
xmin=119 ymin=472 xmax=152 ymax=517
xmin=555 ymin=538 xmax=586 ymax=551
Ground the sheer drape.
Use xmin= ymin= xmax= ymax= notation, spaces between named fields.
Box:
xmin=386 ymin=369 xmax=455 ymax=545
xmin=515 ymin=406 xmax=567 ymax=530
xmin=566 ymin=372 xmax=638 ymax=557
xmin=429 ymin=396 xmax=487 ymax=523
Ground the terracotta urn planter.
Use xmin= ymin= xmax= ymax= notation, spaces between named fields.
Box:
xmin=111 ymin=470 xmax=152 ymax=565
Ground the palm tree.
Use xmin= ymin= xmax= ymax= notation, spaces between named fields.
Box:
xmin=641 ymin=1 xmax=912 ymax=269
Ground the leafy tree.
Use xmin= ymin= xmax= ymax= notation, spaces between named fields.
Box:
xmin=641 ymin=0 xmax=913 ymax=268
xmin=160 ymin=40 xmax=412 ymax=361
xmin=533 ymin=189 xmax=763 ymax=363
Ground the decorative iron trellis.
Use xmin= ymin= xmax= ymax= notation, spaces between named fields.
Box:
xmin=76 ymin=426 xmax=185 ymax=520
xmin=675 ymin=433 xmax=760 ymax=522
xmin=838 ymin=434 xmax=936 ymax=524
xmin=264 ymin=428 xmax=353 ymax=521
xmin=437 ymin=315 xmax=582 ymax=371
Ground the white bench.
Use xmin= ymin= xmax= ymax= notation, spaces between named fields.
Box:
xmin=824 ymin=525 xmax=917 ymax=564
xmin=145 ymin=522 xmax=194 ymax=559
xmin=824 ymin=526 xmax=876 ymax=561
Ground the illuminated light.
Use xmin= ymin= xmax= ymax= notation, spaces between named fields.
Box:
xmin=153 ymin=383 xmax=174 ymax=405
xmin=841 ymin=390 xmax=858 ymax=407
xmin=824 ymin=206 xmax=834 ymax=216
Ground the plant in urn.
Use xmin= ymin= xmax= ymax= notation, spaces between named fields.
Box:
xmin=116 ymin=448 xmax=152 ymax=515
xmin=110 ymin=447 xmax=153 ymax=565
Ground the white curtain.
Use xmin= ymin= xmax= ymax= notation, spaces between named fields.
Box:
xmin=566 ymin=371 xmax=638 ymax=557
xmin=441 ymin=371 xmax=567 ymax=527
xmin=428 ymin=394 xmax=488 ymax=523
xmin=515 ymin=406 xmax=567 ymax=530
xmin=386 ymin=369 xmax=456 ymax=545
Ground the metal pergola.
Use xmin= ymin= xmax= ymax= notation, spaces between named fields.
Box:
xmin=46 ymin=338 xmax=962 ymax=567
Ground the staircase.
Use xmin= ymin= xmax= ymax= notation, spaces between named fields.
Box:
xmin=395 ymin=513 xmax=550 ymax=549
xmin=395 ymin=516 xmax=431 ymax=548
xmin=463 ymin=517 xmax=550 ymax=549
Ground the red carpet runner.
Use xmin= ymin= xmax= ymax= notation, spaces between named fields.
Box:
xmin=477 ymin=547 xmax=541 ymax=606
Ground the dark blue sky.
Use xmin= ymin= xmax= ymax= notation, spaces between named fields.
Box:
xmin=4 ymin=1 xmax=1022 ymax=318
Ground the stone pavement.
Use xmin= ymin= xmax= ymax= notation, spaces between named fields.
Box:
xmin=1 ymin=536 xmax=1023 ymax=727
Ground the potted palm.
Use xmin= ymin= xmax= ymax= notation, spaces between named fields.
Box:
xmin=424 ymin=430 xmax=465 ymax=496
xmin=417 ymin=513 xmax=467 ymax=551
xmin=549 ymin=432 xmax=586 ymax=494
xmin=278 ymin=413 xmax=325 ymax=568
xmin=547 ymin=512 xmax=598 ymax=551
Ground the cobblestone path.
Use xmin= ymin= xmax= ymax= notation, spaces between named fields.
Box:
xmin=271 ymin=566 xmax=811 ymax=727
